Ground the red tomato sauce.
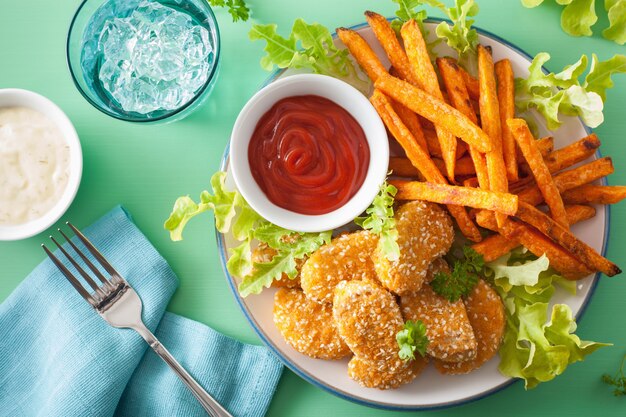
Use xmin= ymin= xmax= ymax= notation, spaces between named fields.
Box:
xmin=248 ymin=95 xmax=370 ymax=215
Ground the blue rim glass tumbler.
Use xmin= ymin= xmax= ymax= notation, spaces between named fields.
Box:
xmin=67 ymin=0 xmax=221 ymax=123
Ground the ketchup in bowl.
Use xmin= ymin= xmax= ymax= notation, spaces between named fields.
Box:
xmin=247 ymin=95 xmax=370 ymax=215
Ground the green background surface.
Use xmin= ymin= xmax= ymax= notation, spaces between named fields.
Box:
xmin=1 ymin=0 xmax=625 ymax=415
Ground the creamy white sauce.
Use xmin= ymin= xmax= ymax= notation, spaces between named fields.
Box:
xmin=0 ymin=107 xmax=70 ymax=226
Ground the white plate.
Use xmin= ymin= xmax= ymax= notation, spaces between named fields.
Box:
xmin=217 ymin=19 xmax=607 ymax=410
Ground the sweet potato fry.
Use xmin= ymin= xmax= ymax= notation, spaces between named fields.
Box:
xmin=561 ymin=185 xmax=626 ymax=205
xmin=391 ymin=180 xmax=518 ymax=215
xmin=512 ymin=134 xmax=594 ymax=193
xmin=401 ymin=19 xmax=457 ymax=181
xmin=475 ymin=212 xmax=593 ymax=279
xmin=423 ymin=128 xmax=467 ymax=159
xmin=459 ymin=66 xmax=480 ymax=100
xmin=390 ymin=156 xmax=476 ymax=177
xmin=473 ymin=205 xmax=596 ymax=262
xmin=543 ymin=134 xmax=600 ymax=172
xmin=365 ymin=11 xmax=418 ymax=85
xmin=437 ymin=56 xmax=489 ymax=189
xmin=495 ymin=59 xmax=518 ymax=182
xmin=390 ymin=100 xmax=428 ymax=153
xmin=464 ymin=177 xmax=479 ymax=188
xmin=336 ymin=28 xmax=387 ymax=82
xmin=336 ymin=28 xmax=429 ymax=155
xmin=537 ymin=136 xmax=554 ymax=156
xmin=478 ymin=45 xmax=508 ymax=227
xmin=374 ymin=74 xmax=493 ymax=153
xmin=516 ymin=202 xmax=620 ymax=276
xmin=519 ymin=134 xmax=600 ymax=177
xmin=518 ymin=157 xmax=614 ymax=206
xmin=371 ymin=89 xmax=482 ymax=242
xmin=508 ymin=118 xmax=569 ymax=227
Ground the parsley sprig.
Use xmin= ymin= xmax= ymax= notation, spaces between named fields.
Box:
xmin=397 ymin=320 xmax=429 ymax=361
xmin=208 ymin=0 xmax=250 ymax=22
xmin=602 ymin=354 xmax=626 ymax=396
xmin=431 ymin=246 xmax=484 ymax=302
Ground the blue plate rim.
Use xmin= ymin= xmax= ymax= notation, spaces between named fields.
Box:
xmin=215 ymin=17 xmax=608 ymax=411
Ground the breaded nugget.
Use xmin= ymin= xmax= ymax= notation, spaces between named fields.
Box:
xmin=273 ymin=288 xmax=351 ymax=359
xmin=301 ymin=231 xmax=379 ymax=304
xmin=333 ymin=280 xmax=424 ymax=389
xmin=374 ymin=201 xmax=454 ymax=295
xmin=401 ymin=280 xmax=477 ymax=363
xmin=252 ymin=243 xmax=302 ymax=288
xmin=348 ymin=355 xmax=427 ymax=390
xmin=434 ymin=279 xmax=505 ymax=374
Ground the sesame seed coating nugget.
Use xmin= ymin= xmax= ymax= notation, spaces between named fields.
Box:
xmin=273 ymin=288 xmax=351 ymax=360
xmin=252 ymin=243 xmax=302 ymax=288
xmin=333 ymin=280 xmax=424 ymax=389
xmin=374 ymin=201 xmax=454 ymax=295
xmin=301 ymin=231 xmax=379 ymax=304
xmin=434 ymin=279 xmax=505 ymax=374
xmin=348 ymin=354 xmax=427 ymax=390
xmin=401 ymin=278 xmax=477 ymax=363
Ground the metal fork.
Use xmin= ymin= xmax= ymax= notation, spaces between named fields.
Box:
xmin=42 ymin=222 xmax=232 ymax=417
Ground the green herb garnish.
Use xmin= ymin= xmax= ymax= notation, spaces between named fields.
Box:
xmin=164 ymin=171 xmax=331 ymax=296
xmin=602 ymin=354 xmax=626 ymax=396
xmin=515 ymin=52 xmax=626 ymax=129
xmin=355 ymin=182 xmax=400 ymax=261
xmin=431 ymin=246 xmax=483 ymax=302
xmin=397 ymin=320 xmax=429 ymax=361
xmin=249 ymin=19 xmax=369 ymax=94
xmin=208 ymin=0 xmax=250 ymax=22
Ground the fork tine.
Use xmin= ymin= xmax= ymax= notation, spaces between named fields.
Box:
xmin=66 ymin=222 xmax=122 ymax=282
xmin=42 ymin=243 xmax=96 ymax=307
xmin=50 ymin=235 xmax=106 ymax=300
xmin=58 ymin=229 xmax=114 ymax=291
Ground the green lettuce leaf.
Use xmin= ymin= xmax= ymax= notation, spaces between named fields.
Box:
xmin=560 ymin=0 xmax=598 ymax=37
xmin=249 ymin=19 xmax=369 ymax=93
xmin=603 ymin=0 xmax=626 ymax=44
xmin=165 ymin=171 xmax=331 ymax=296
xmin=584 ymin=53 xmax=626 ymax=101
xmin=238 ymin=229 xmax=332 ymax=296
xmin=355 ymin=182 xmax=400 ymax=261
xmin=500 ymin=302 xmax=610 ymax=388
xmin=487 ymin=251 xmax=610 ymax=388
xmin=515 ymin=52 xmax=625 ymax=129
xmin=164 ymin=172 xmax=238 ymax=241
xmin=434 ymin=0 xmax=479 ymax=69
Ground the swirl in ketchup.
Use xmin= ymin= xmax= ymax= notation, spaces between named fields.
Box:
xmin=248 ymin=95 xmax=370 ymax=215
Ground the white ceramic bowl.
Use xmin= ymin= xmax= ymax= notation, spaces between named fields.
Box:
xmin=0 ymin=89 xmax=82 ymax=241
xmin=230 ymin=73 xmax=388 ymax=232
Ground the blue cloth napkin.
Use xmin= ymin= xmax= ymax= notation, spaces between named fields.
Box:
xmin=0 ymin=206 xmax=283 ymax=417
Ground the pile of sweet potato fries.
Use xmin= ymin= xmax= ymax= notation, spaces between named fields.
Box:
xmin=337 ymin=11 xmax=624 ymax=279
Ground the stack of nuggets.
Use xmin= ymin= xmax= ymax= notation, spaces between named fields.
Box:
xmin=269 ymin=201 xmax=507 ymax=389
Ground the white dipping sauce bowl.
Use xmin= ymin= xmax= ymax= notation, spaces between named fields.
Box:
xmin=230 ymin=74 xmax=389 ymax=233
xmin=0 ymin=89 xmax=83 ymax=241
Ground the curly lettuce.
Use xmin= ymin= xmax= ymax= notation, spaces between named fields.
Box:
xmin=522 ymin=0 xmax=626 ymax=44
xmin=249 ymin=19 xmax=369 ymax=94
xmin=164 ymin=171 xmax=331 ymax=296
xmin=355 ymin=182 xmax=400 ymax=261
xmin=486 ymin=249 xmax=609 ymax=388
xmin=515 ymin=52 xmax=626 ymax=129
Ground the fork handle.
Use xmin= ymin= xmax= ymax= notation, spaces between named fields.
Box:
xmin=134 ymin=324 xmax=233 ymax=417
